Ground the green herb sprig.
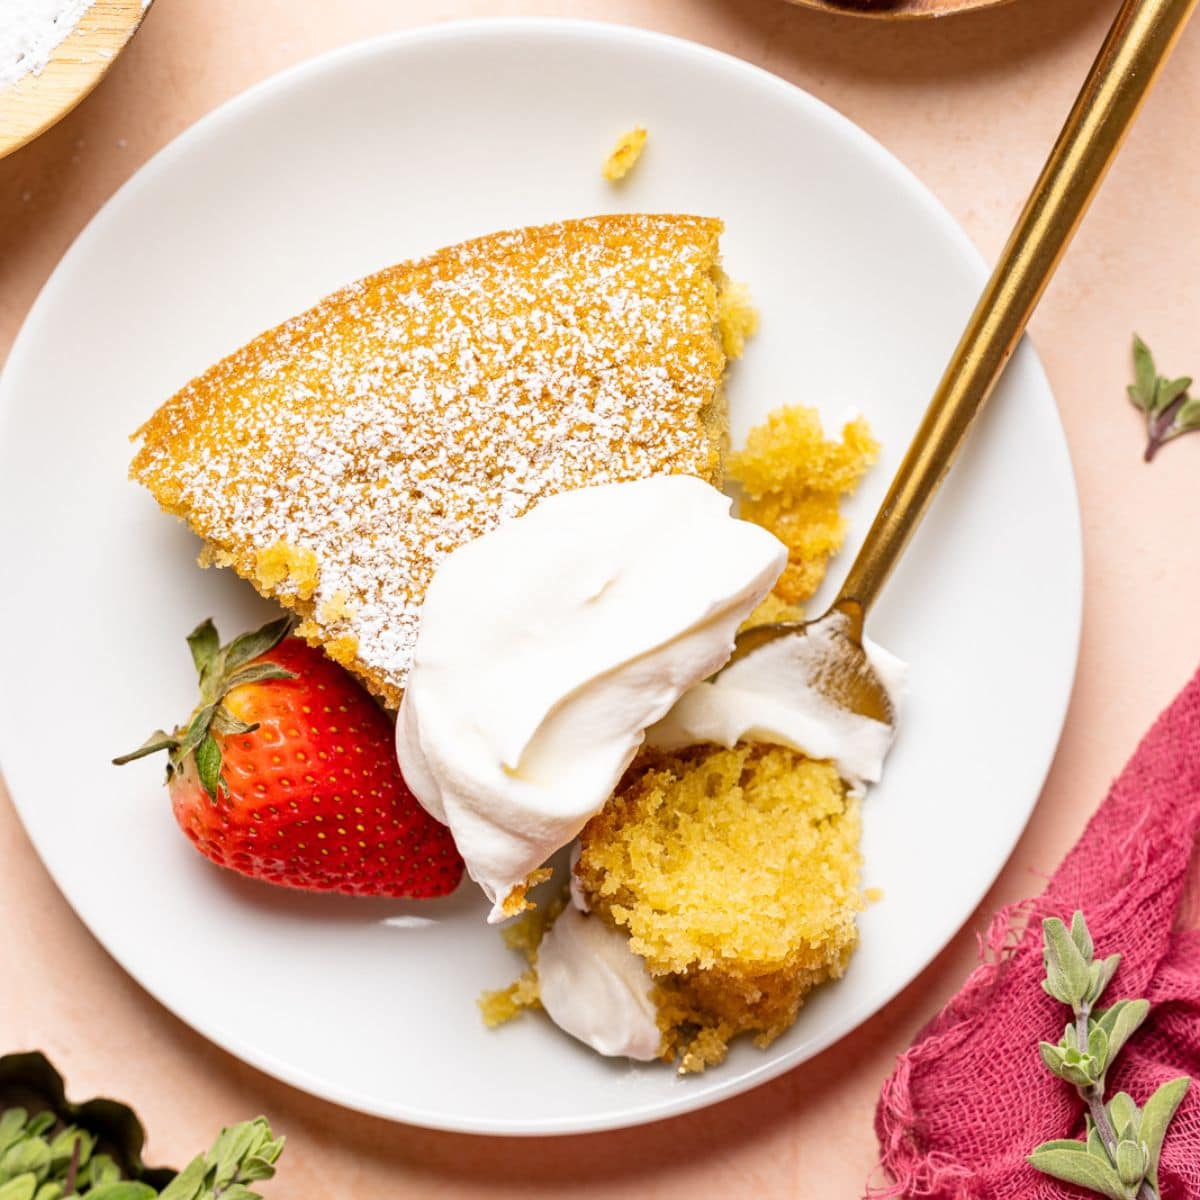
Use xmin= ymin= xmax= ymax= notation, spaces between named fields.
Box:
xmin=0 ymin=1110 xmax=282 ymax=1200
xmin=1127 ymin=335 xmax=1200 ymax=462
xmin=1029 ymin=911 xmax=1190 ymax=1200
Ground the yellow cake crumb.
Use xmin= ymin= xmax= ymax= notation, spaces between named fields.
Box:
xmin=729 ymin=407 xmax=878 ymax=605
xmin=252 ymin=540 xmax=320 ymax=601
xmin=479 ymin=969 xmax=540 ymax=1027
xmin=478 ymin=896 xmax=565 ymax=1027
xmin=317 ymin=590 xmax=356 ymax=623
xmin=322 ymin=635 xmax=360 ymax=669
xmin=717 ymin=278 xmax=759 ymax=360
xmin=577 ymin=743 xmax=863 ymax=1071
xmin=602 ymin=126 xmax=647 ymax=181
xmin=196 ymin=542 xmax=235 ymax=570
xmin=499 ymin=868 xmax=554 ymax=919
xmin=864 ymin=887 xmax=885 ymax=904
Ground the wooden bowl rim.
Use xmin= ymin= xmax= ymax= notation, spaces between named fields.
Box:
xmin=0 ymin=0 xmax=151 ymax=160
xmin=784 ymin=0 xmax=1014 ymax=20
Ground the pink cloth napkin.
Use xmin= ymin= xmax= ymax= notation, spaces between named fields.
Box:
xmin=873 ymin=667 xmax=1200 ymax=1198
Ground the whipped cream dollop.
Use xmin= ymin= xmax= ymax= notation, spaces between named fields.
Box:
xmin=396 ymin=476 xmax=787 ymax=921
xmin=536 ymin=904 xmax=661 ymax=1060
xmin=647 ymin=621 xmax=907 ymax=793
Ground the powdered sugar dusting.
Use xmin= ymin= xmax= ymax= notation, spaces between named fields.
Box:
xmin=132 ymin=215 xmax=727 ymax=704
xmin=1 ymin=0 xmax=96 ymax=89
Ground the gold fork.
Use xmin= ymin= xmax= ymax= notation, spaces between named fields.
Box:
xmin=726 ymin=0 xmax=1199 ymax=726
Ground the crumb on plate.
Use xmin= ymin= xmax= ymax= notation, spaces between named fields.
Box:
xmin=602 ymin=126 xmax=647 ymax=181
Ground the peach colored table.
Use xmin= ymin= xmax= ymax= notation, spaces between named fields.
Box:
xmin=2 ymin=1 xmax=1199 ymax=1193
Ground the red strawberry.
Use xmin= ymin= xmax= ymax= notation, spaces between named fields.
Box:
xmin=114 ymin=616 xmax=463 ymax=898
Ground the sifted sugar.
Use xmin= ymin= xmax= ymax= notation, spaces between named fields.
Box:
xmin=130 ymin=215 xmax=732 ymax=708
xmin=0 ymin=0 xmax=97 ymax=89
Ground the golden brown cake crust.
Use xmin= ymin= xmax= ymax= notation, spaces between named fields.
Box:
xmin=131 ymin=214 xmax=729 ymax=706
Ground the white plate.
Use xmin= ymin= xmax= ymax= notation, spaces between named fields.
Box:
xmin=0 ymin=20 xmax=1081 ymax=1135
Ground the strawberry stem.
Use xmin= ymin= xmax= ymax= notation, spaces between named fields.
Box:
xmin=113 ymin=616 xmax=297 ymax=797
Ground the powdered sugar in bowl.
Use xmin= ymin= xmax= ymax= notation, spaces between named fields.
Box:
xmin=0 ymin=0 xmax=152 ymax=159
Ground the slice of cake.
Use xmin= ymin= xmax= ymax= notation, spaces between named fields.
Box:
xmin=131 ymin=214 xmax=740 ymax=707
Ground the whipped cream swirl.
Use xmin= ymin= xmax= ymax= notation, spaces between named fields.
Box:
xmin=536 ymin=905 xmax=662 ymax=1061
xmin=647 ymin=621 xmax=907 ymax=793
xmin=396 ymin=476 xmax=787 ymax=921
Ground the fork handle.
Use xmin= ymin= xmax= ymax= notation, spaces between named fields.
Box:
xmin=835 ymin=0 xmax=1198 ymax=618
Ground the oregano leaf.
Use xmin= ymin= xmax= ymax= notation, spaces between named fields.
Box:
xmin=1086 ymin=1024 xmax=1109 ymax=1077
xmin=1071 ymin=910 xmax=1094 ymax=960
xmin=0 ymin=1177 xmax=37 ymax=1200
xmin=1154 ymin=375 xmax=1192 ymax=414
xmin=1029 ymin=1142 xmax=1129 ymax=1200
xmin=1132 ymin=335 xmax=1157 ymax=407
xmin=1087 ymin=953 xmax=1122 ymax=1005
xmin=1141 ymin=1076 xmax=1190 ymax=1193
xmin=2 ymin=1142 xmax=50 ymax=1182
xmin=85 ymin=1184 xmax=158 ymax=1200
xmin=156 ymin=1156 xmax=206 ymax=1200
xmin=87 ymin=1155 xmax=121 ymax=1186
xmin=1100 ymin=999 xmax=1150 ymax=1065
xmin=1043 ymin=918 xmax=1091 ymax=1008
xmin=1106 ymin=1090 xmax=1140 ymax=1141
xmin=1114 ymin=1139 xmax=1146 ymax=1189
xmin=0 ymin=1113 xmax=26 ymax=1157
xmin=1128 ymin=335 xmax=1200 ymax=461
xmin=1176 ymin=394 xmax=1200 ymax=429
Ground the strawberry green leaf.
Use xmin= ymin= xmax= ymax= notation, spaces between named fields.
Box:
xmin=210 ymin=709 xmax=258 ymax=737
xmin=114 ymin=616 xmax=295 ymax=801
xmin=174 ymin=705 xmax=217 ymax=764
xmin=223 ymin=617 xmax=295 ymax=674
xmin=111 ymin=731 xmax=177 ymax=767
xmin=194 ymin=735 xmax=224 ymax=801
xmin=219 ymin=664 xmax=296 ymax=697
xmin=186 ymin=621 xmax=220 ymax=682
